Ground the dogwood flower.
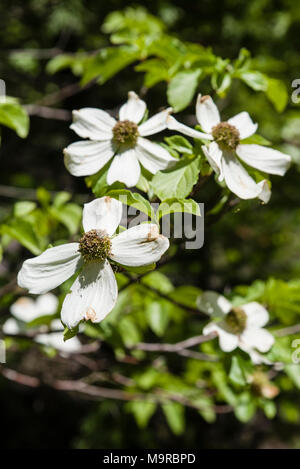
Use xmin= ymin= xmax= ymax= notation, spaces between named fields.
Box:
xmin=17 ymin=197 xmax=169 ymax=329
xmin=167 ymin=94 xmax=291 ymax=202
xmin=64 ymin=91 xmax=176 ymax=187
xmin=2 ymin=294 xmax=81 ymax=354
xmin=197 ymin=291 xmax=274 ymax=364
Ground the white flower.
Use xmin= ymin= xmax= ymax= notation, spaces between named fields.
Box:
xmin=167 ymin=94 xmax=291 ymax=202
xmin=17 ymin=196 xmax=169 ymax=329
xmin=10 ymin=293 xmax=59 ymax=322
xmin=35 ymin=319 xmax=81 ymax=354
xmin=2 ymin=294 xmax=81 ymax=354
xmin=197 ymin=291 xmax=274 ymax=364
xmin=64 ymin=91 xmax=176 ymax=187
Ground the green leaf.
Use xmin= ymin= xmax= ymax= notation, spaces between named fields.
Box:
xmin=229 ymin=355 xmax=253 ymax=386
xmin=146 ymin=301 xmax=169 ymax=336
xmin=234 ymin=48 xmax=251 ymax=69
xmin=134 ymin=368 xmax=160 ymax=390
xmin=0 ymin=100 xmax=29 ymax=138
xmin=285 ymin=364 xmax=300 ymax=389
xmin=142 ymin=271 xmax=174 ymax=294
xmin=164 ymin=135 xmax=193 ymax=155
xmin=263 ymin=400 xmax=277 ymax=419
xmin=36 ymin=187 xmax=51 ymax=206
xmin=136 ymin=59 xmax=170 ymax=87
xmin=241 ymin=134 xmax=271 ymax=146
xmin=81 ymin=46 xmax=140 ymax=85
xmin=167 ymin=69 xmax=202 ymax=111
xmin=237 ymin=70 xmax=268 ymax=91
xmin=1 ymin=219 xmax=42 ymax=255
xmin=156 ymin=198 xmax=200 ymax=221
xmin=162 ymin=401 xmax=185 ymax=435
xmin=266 ymin=78 xmax=288 ymax=112
xmin=126 ymin=400 xmax=157 ymax=428
xmin=53 ymin=191 xmax=71 ymax=208
xmin=27 ymin=314 xmax=55 ymax=328
xmin=50 ymin=203 xmax=82 ymax=235
xmin=13 ymin=201 xmax=37 ymax=218
xmin=118 ymin=316 xmax=141 ymax=347
xmin=151 ymin=155 xmax=202 ymax=200
xmin=234 ymin=394 xmax=256 ymax=422
xmin=107 ymin=189 xmax=156 ymax=220
xmin=86 ymin=167 xmax=124 ymax=197
xmin=169 ymin=285 xmax=202 ymax=309
xmin=122 ymin=263 xmax=156 ymax=275
xmin=46 ymin=54 xmax=77 ymax=74
xmin=136 ymin=173 xmax=150 ymax=193
xmin=63 ymin=325 xmax=79 ymax=342
xmin=85 ymin=162 xmax=124 ymax=198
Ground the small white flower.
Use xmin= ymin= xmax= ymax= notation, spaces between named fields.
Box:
xmin=167 ymin=94 xmax=291 ymax=202
xmin=10 ymin=293 xmax=59 ymax=322
xmin=17 ymin=196 xmax=169 ymax=329
xmin=197 ymin=291 xmax=274 ymax=364
xmin=64 ymin=91 xmax=176 ymax=187
xmin=35 ymin=319 xmax=81 ymax=354
xmin=2 ymin=294 xmax=81 ymax=354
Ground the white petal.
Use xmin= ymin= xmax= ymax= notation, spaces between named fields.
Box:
xmin=70 ymin=108 xmax=115 ymax=140
xmin=221 ymin=151 xmax=271 ymax=201
xmin=241 ymin=328 xmax=274 ymax=353
xmin=50 ymin=319 xmax=64 ymax=331
xmin=61 ymin=261 xmax=118 ymax=329
xmin=202 ymin=142 xmax=224 ymax=181
xmin=236 ymin=144 xmax=291 ymax=176
xmin=111 ymin=224 xmax=169 ymax=267
xmin=35 ymin=293 xmax=59 ymax=316
xmin=257 ymin=179 xmax=271 ymax=204
xmin=239 ymin=344 xmax=273 ymax=365
xmin=197 ymin=291 xmax=231 ymax=317
xmin=242 ymin=302 xmax=269 ymax=328
xmin=218 ymin=327 xmax=239 ymax=352
xmin=136 ymin=137 xmax=175 ymax=174
xmin=167 ymin=115 xmax=212 ymax=140
xmin=119 ymin=91 xmax=146 ymax=124
xmin=107 ymin=148 xmax=141 ymax=187
xmin=17 ymin=244 xmax=82 ymax=295
xmin=10 ymin=297 xmax=39 ymax=322
xmin=2 ymin=318 xmax=22 ymax=335
xmin=228 ymin=112 xmax=258 ymax=139
xmin=64 ymin=140 xmax=114 ymax=177
xmin=196 ymin=94 xmax=220 ymax=133
xmin=203 ymin=322 xmax=238 ymax=352
xmin=82 ymin=197 xmax=123 ymax=236
xmin=36 ymin=332 xmax=82 ymax=353
xmin=138 ymin=108 xmax=172 ymax=136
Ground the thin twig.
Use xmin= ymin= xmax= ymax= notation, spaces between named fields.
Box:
xmin=133 ymin=332 xmax=217 ymax=354
xmin=0 ymin=366 xmax=232 ymax=413
xmin=0 ymin=279 xmax=18 ymax=298
xmin=37 ymin=80 xmax=95 ymax=107
xmin=25 ymin=105 xmax=71 ymax=121
xmin=274 ymin=324 xmax=300 ymax=337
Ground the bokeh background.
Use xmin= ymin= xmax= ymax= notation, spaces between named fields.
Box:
xmin=0 ymin=0 xmax=300 ymax=448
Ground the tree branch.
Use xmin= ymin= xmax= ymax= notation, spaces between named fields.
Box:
xmin=0 ymin=365 xmax=232 ymax=414
xmin=25 ymin=105 xmax=71 ymax=121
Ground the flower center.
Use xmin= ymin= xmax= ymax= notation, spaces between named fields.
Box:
xmin=225 ymin=307 xmax=247 ymax=334
xmin=78 ymin=229 xmax=112 ymax=263
xmin=212 ymin=122 xmax=240 ymax=151
xmin=251 ymin=371 xmax=279 ymax=399
xmin=112 ymin=120 xmax=139 ymax=146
